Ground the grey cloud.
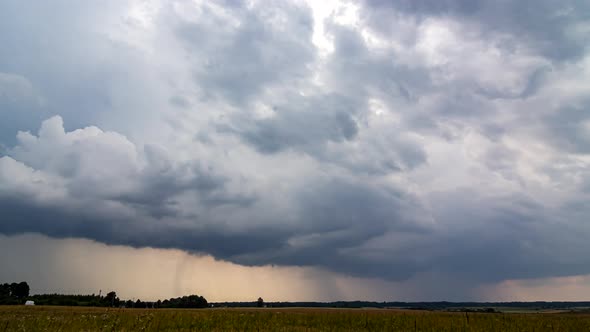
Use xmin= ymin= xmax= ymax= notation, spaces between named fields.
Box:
xmin=249 ymin=185 xmax=590 ymax=282
xmin=3 ymin=117 xmax=247 ymax=220
xmin=0 ymin=141 xmax=425 ymax=280
xmin=475 ymin=66 xmax=551 ymax=100
xmin=325 ymin=23 xmax=434 ymax=102
xmin=2 ymin=116 xmax=590 ymax=285
xmin=0 ymin=195 xmax=286 ymax=260
xmin=0 ymin=0 xmax=179 ymax=143
xmin=230 ymin=94 xmax=361 ymax=154
xmin=361 ymin=0 xmax=590 ymax=61
xmin=396 ymin=141 xmax=427 ymax=169
xmin=265 ymin=180 xmax=432 ymax=279
xmin=543 ymin=101 xmax=590 ymax=154
xmin=0 ymin=73 xmax=46 ymax=145
xmin=176 ymin=1 xmax=315 ymax=105
xmin=169 ymin=95 xmax=192 ymax=109
xmin=418 ymin=190 xmax=590 ymax=282
xmin=221 ymin=23 xmax=431 ymax=173
xmin=0 ymin=117 xmax=432 ymax=279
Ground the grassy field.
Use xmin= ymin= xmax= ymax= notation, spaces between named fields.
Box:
xmin=2 ymin=306 xmax=590 ymax=331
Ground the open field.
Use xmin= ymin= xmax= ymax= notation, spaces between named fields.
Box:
xmin=2 ymin=306 xmax=590 ymax=331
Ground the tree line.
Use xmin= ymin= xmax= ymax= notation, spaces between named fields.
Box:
xmin=0 ymin=281 xmax=208 ymax=308
xmin=8 ymin=280 xmax=590 ymax=311
xmin=0 ymin=282 xmax=30 ymax=304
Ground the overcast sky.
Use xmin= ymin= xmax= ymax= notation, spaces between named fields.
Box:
xmin=1 ymin=0 xmax=589 ymax=302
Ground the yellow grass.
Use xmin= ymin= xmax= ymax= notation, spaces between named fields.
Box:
xmin=1 ymin=305 xmax=590 ymax=331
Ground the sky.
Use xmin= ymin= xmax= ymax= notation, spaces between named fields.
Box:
xmin=0 ymin=0 xmax=589 ymax=302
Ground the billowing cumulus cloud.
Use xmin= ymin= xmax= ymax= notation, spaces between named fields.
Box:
xmin=0 ymin=0 xmax=589 ymax=299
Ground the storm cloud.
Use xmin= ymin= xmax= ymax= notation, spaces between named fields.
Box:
xmin=0 ymin=0 xmax=589 ymax=298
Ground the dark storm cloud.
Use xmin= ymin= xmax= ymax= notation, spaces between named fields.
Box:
xmin=1 ymin=141 xmax=423 ymax=279
xmin=0 ymin=0 xmax=589 ymax=294
xmin=0 ymin=194 xmax=286 ymax=259
xmin=425 ymin=190 xmax=590 ymax=282
xmin=228 ymin=179 xmax=434 ymax=279
xmin=111 ymin=144 xmax=234 ymax=217
xmin=0 ymin=157 xmax=433 ymax=280
xmin=0 ymin=123 xmax=588 ymax=284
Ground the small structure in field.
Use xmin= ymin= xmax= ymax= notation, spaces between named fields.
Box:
xmin=25 ymin=301 xmax=35 ymax=306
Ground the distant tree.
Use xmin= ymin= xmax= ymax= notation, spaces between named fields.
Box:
xmin=10 ymin=282 xmax=29 ymax=298
xmin=156 ymin=295 xmax=207 ymax=309
xmin=9 ymin=283 xmax=17 ymax=297
xmin=0 ymin=284 xmax=10 ymax=298
xmin=125 ymin=300 xmax=134 ymax=308
xmin=257 ymin=297 xmax=264 ymax=308
xmin=105 ymin=291 xmax=119 ymax=307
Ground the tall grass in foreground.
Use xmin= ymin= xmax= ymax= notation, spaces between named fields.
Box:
xmin=1 ymin=306 xmax=590 ymax=331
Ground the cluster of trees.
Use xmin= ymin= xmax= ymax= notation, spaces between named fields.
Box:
xmin=0 ymin=281 xmax=209 ymax=309
xmin=28 ymin=292 xmax=119 ymax=307
xmin=28 ymin=292 xmax=208 ymax=309
xmin=0 ymin=282 xmax=30 ymax=304
xmin=160 ymin=295 xmax=208 ymax=308
xmin=125 ymin=295 xmax=208 ymax=309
